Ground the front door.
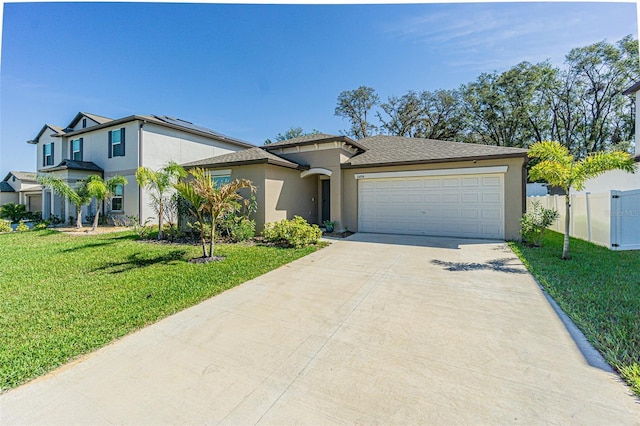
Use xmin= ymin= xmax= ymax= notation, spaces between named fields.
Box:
xmin=321 ymin=179 xmax=330 ymax=223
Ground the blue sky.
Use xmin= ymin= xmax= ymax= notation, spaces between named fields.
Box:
xmin=1 ymin=1 xmax=638 ymax=178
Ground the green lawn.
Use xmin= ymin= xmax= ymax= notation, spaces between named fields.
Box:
xmin=0 ymin=229 xmax=323 ymax=391
xmin=510 ymin=231 xmax=640 ymax=396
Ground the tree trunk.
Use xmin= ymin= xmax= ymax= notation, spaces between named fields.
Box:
xmin=563 ymin=195 xmax=571 ymax=260
xmin=76 ymin=207 xmax=83 ymax=229
xmin=209 ymin=219 xmax=215 ymax=258
xmin=92 ymin=209 xmax=100 ymax=231
xmin=158 ymin=201 xmax=164 ymax=240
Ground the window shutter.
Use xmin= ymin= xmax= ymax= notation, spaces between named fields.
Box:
xmin=79 ymin=138 xmax=84 ymax=160
xmin=51 ymin=143 xmax=55 ymax=164
xmin=108 ymin=131 xmax=112 ymax=158
xmin=42 ymin=144 xmax=45 ymax=167
xmin=69 ymin=141 xmax=73 ymax=160
xmin=120 ymin=128 xmax=125 ymax=156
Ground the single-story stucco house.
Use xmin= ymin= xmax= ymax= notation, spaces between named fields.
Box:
xmin=183 ymin=134 xmax=529 ymax=240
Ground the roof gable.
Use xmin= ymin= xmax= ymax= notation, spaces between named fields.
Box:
xmin=263 ymin=133 xmax=367 ymax=152
xmin=29 ymin=124 xmax=65 ymax=144
xmin=3 ymin=171 xmax=37 ymax=182
xmin=67 ymin=112 xmax=113 ymax=130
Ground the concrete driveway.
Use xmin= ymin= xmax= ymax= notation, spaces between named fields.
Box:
xmin=2 ymin=233 xmax=639 ymax=424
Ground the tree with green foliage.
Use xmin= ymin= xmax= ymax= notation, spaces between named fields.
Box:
xmin=335 ymin=86 xmax=380 ymax=139
xmin=0 ymin=203 xmax=27 ymax=223
xmin=135 ymin=161 xmax=186 ymax=240
xmin=37 ymin=175 xmax=93 ymax=229
xmin=174 ymin=173 xmax=208 ymax=257
xmin=528 ymin=141 xmax=636 ymax=259
xmin=85 ymin=175 xmax=128 ymax=231
xmin=378 ymin=89 xmax=465 ymax=140
xmin=264 ymin=127 xmax=320 ymax=145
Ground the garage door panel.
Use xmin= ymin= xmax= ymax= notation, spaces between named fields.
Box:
xmin=358 ymin=173 xmax=504 ymax=239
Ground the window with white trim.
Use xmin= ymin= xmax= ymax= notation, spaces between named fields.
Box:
xmin=207 ymin=169 xmax=232 ymax=188
xmin=70 ymin=138 xmax=83 ymax=161
xmin=108 ymin=128 xmax=126 ymax=158
xmin=111 ymin=184 xmax=124 ymax=211
xmin=43 ymin=143 xmax=54 ymax=166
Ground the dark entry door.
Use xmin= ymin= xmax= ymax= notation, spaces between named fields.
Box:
xmin=321 ymin=179 xmax=330 ymax=223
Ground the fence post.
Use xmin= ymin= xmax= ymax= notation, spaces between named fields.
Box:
xmin=585 ymin=192 xmax=591 ymax=242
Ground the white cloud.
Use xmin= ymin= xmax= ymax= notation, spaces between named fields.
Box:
xmin=382 ymin=3 xmax=638 ymax=72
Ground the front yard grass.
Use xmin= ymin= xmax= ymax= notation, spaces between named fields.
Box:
xmin=509 ymin=231 xmax=640 ymax=396
xmin=0 ymin=229 xmax=323 ymax=391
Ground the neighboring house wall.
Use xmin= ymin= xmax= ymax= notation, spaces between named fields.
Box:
xmin=579 ymin=169 xmax=639 ymax=193
xmin=636 ymin=91 xmax=639 ymax=158
xmin=138 ymin=123 xmax=248 ymax=224
xmin=341 ymin=156 xmax=526 ymax=240
xmin=0 ymin=192 xmax=19 ymax=206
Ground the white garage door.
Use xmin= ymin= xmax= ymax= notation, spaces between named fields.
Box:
xmin=358 ymin=171 xmax=505 ymax=239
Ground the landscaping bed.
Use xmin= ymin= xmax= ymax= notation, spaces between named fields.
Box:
xmin=510 ymin=231 xmax=640 ymax=396
xmin=0 ymin=229 xmax=323 ymax=391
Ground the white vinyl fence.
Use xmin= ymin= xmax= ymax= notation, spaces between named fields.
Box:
xmin=527 ymin=189 xmax=640 ymax=250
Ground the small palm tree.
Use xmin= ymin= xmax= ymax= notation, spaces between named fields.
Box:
xmin=528 ymin=141 xmax=636 ymax=259
xmin=85 ymin=175 xmax=128 ymax=231
xmin=37 ymin=175 xmax=92 ymax=229
xmin=135 ymin=162 xmax=186 ymax=240
xmin=186 ymin=168 xmax=255 ymax=258
xmin=174 ymin=177 xmax=208 ymax=257
xmin=0 ymin=203 xmax=27 ymax=223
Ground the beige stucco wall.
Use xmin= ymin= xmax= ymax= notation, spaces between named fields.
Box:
xmin=269 ymin=147 xmax=355 ymax=230
xmin=341 ymin=157 xmax=527 ymax=240
xmin=264 ymin=166 xmax=317 ymax=227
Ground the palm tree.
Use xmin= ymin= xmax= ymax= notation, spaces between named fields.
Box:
xmin=135 ymin=161 xmax=186 ymax=240
xmin=37 ymin=175 xmax=92 ymax=229
xmin=186 ymin=167 xmax=255 ymax=258
xmin=0 ymin=203 xmax=27 ymax=223
xmin=85 ymin=175 xmax=128 ymax=231
xmin=528 ymin=141 xmax=636 ymax=259
xmin=174 ymin=176 xmax=208 ymax=257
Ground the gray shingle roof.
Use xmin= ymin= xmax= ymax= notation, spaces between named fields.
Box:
xmin=47 ymin=160 xmax=104 ymax=172
xmin=0 ymin=181 xmax=15 ymax=192
xmin=82 ymin=112 xmax=113 ymax=124
xmin=3 ymin=171 xmax=37 ymax=182
xmin=182 ymin=147 xmax=304 ymax=170
xmin=343 ymin=135 xmax=528 ymax=167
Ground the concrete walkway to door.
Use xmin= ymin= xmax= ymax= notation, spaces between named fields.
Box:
xmin=2 ymin=233 xmax=639 ymax=424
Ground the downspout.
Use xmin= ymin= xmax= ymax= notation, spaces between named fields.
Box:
xmin=138 ymin=120 xmax=145 ymax=223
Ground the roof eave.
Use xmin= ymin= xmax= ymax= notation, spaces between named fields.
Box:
xmin=622 ymin=81 xmax=640 ymax=95
xmin=56 ymin=115 xmax=255 ymax=149
xmin=184 ymin=158 xmax=307 ymax=170
xmin=264 ymin=135 xmax=367 ymax=152
xmin=341 ymin=152 xmax=528 ymax=169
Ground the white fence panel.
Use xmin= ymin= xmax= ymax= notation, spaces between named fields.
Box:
xmin=611 ymin=189 xmax=640 ymax=250
xmin=527 ymin=190 xmax=640 ymax=250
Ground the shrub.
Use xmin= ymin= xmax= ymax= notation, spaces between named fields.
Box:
xmin=33 ymin=221 xmax=49 ymax=230
xmin=0 ymin=203 xmax=27 ymax=223
xmin=219 ymin=214 xmax=256 ymax=242
xmin=15 ymin=222 xmax=30 ymax=232
xmin=0 ymin=220 xmax=12 ymax=233
xmin=521 ymin=200 xmax=559 ymax=247
xmin=263 ymin=216 xmax=322 ymax=248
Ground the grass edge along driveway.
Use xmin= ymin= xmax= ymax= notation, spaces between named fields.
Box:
xmin=0 ymin=229 xmax=324 ymax=391
xmin=509 ymin=231 xmax=640 ymax=397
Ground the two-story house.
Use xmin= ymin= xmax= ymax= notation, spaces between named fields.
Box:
xmin=28 ymin=112 xmax=254 ymax=224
